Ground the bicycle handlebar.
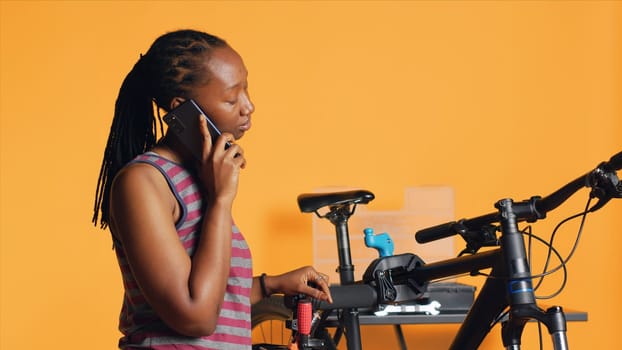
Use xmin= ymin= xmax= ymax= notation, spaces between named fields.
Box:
xmin=607 ymin=150 xmax=622 ymax=170
xmin=415 ymin=151 xmax=622 ymax=244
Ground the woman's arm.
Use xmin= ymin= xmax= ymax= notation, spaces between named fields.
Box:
xmin=250 ymin=267 xmax=333 ymax=305
xmin=110 ymin=163 xmax=235 ymax=337
xmin=111 ymin=118 xmax=245 ymax=337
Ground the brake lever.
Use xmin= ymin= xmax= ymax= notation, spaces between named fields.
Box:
xmin=587 ymin=162 xmax=622 ymax=212
xmin=457 ymin=223 xmax=499 ymax=256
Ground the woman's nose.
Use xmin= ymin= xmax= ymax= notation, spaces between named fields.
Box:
xmin=241 ymin=94 xmax=254 ymax=116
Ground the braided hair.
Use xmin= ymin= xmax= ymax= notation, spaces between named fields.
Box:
xmin=93 ymin=29 xmax=228 ymax=229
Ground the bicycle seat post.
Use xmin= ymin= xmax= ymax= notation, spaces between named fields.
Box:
xmin=325 ymin=204 xmax=357 ymax=285
xmin=297 ymin=190 xmax=374 ymax=350
xmin=325 ymin=203 xmax=363 ymax=350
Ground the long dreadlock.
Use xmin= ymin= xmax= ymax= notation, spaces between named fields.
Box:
xmin=92 ymin=30 xmax=228 ymax=229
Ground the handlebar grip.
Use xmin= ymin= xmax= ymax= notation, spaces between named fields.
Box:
xmin=297 ymin=300 xmax=312 ymax=335
xmin=415 ymin=221 xmax=458 ymax=243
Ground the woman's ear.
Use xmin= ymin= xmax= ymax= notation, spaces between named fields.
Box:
xmin=169 ymin=97 xmax=185 ymax=110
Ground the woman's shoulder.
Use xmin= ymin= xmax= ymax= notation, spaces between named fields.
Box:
xmin=116 ymin=152 xmax=184 ymax=184
xmin=109 ymin=157 xmax=180 ymax=232
xmin=111 ymin=156 xmax=175 ymax=200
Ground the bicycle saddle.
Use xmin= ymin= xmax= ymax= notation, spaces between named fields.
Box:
xmin=297 ymin=190 xmax=375 ymax=213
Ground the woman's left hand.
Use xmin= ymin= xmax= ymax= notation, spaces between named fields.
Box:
xmin=269 ymin=266 xmax=333 ymax=303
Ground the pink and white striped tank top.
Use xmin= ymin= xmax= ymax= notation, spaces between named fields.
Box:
xmin=113 ymin=152 xmax=253 ymax=349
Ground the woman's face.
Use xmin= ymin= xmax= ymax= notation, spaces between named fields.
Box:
xmin=190 ymin=46 xmax=254 ymax=140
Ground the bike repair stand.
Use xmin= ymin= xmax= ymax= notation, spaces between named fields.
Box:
xmin=497 ymin=198 xmax=569 ymax=350
xmin=364 ymin=228 xmax=409 ymax=350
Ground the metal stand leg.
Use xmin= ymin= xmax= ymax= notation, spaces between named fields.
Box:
xmin=394 ymin=324 xmax=408 ymax=350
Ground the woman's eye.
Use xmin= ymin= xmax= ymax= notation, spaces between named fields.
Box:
xmin=226 ymin=99 xmax=237 ymax=105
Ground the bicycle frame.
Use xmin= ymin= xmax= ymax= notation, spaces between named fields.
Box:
xmin=289 ymin=151 xmax=621 ymax=350
xmin=411 ymin=238 xmax=567 ymax=349
xmin=319 ymin=203 xmax=569 ymax=350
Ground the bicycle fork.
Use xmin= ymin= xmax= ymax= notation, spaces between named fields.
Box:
xmin=501 ymin=305 xmax=568 ymax=350
xmin=497 ymin=198 xmax=569 ymax=350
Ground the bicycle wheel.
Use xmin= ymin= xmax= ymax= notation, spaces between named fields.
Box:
xmin=252 ymin=295 xmax=292 ymax=349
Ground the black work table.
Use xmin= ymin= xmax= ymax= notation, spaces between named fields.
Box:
xmin=325 ymin=309 xmax=587 ymax=325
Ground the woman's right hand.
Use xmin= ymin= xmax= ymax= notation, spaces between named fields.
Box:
xmin=197 ymin=114 xmax=246 ymax=204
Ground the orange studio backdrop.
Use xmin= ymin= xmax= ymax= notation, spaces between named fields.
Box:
xmin=1 ymin=1 xmax=620 ymax=349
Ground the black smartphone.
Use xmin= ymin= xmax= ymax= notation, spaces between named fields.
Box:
xmin=163 ymin=99 xmax=231 ymax=159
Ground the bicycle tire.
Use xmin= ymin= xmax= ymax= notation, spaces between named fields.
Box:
xmin=252 ymin=295 xmax=292 ymax=348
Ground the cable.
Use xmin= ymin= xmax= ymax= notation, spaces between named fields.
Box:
xmin=531 ymin=196 xmax=593 ymax=299
xmin=490 ymin=308 xmax=509 ymax=330
xmin=469 ymin=197 xmax=591 ymax=311
xmin=518 ymin=228 xmax=567 ymax=299
xmin=470 ymin=232 xmax=565 ymax=284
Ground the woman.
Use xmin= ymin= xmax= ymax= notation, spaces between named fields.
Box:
xmin=92 ymin=29 xmax=332 ymax=349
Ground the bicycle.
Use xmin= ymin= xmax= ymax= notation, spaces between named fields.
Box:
xmin=252 ymin=151 xmax=622 ymax=350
